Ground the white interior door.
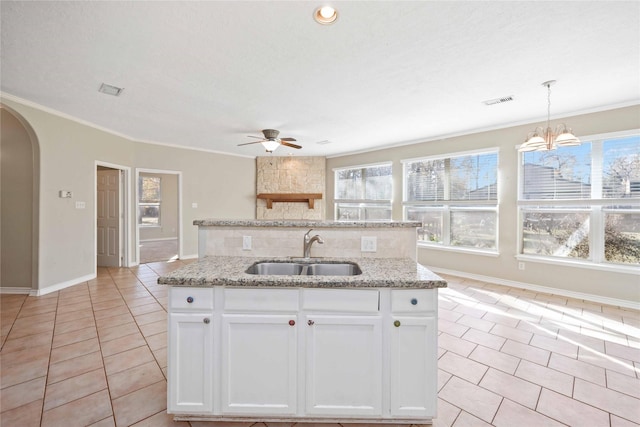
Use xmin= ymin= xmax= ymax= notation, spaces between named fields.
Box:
xmin=97 ymin=168 xmax=121 ymax=267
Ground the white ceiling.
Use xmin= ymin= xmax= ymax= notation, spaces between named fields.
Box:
xmin=1 ymin=1 xmax=639 ymax=158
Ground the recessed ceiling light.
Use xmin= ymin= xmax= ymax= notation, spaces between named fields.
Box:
xmin=314 ymin=6 xmax=338 ymax=25
xmin=98 ymin=83 xmax=124 ymax=96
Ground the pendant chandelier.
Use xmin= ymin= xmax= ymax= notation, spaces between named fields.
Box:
xmin=519 ymin=80 xmax=581 ymax=152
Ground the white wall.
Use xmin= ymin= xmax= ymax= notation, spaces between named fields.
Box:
xmin=326 ymin=105 xmax=640 ymax=305
xmin=3 ymin=93 xmax=638 ymax=304
xmin=1 ymin=96 xmax=256 ymax=294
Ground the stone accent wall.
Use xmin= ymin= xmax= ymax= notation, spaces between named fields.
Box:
xmin=256 ymin=156 xmax=325 ymax=220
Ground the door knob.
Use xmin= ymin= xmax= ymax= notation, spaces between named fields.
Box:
xmin=307 ymin=320 xmax=315 ymax=326
xmin=203 ymin=318 xmax=210 ymax=324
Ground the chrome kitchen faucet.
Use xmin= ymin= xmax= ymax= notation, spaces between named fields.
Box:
xmin=303 ymin=229 xmax=324 ymax=259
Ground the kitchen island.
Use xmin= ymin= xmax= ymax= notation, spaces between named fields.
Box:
xmin=158 ymin=220 xmax=446 ymax=425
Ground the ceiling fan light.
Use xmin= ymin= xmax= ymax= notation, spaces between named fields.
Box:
xmin=261 ymin=139 xmax=280 ymax=152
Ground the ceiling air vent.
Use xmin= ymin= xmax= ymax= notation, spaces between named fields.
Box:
xmin=483 ymin=96 xmax=514 ymax=106
xmin=98 ymin=83 xmax=124 ymax=96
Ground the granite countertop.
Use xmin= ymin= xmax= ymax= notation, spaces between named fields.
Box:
xmin=193 ymin=219 xmax=422 ymax=228
xmin=157 ymin=256 xmax=447 ymax=289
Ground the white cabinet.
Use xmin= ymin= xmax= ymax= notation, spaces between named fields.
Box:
xmin=221 ymin=314 xmax=298 ymax=415
xmin=305 ymin=314 xmax=382 ymax=416
xmin=168 ymin=287 xmax=214 ymax=414
xmin=389 ymin=289 xmax=437 ymax=418
xmin=389 ymin=316 xmax=436 ymax=417
xmin=167 ymin=286 xmax=438 ymax=423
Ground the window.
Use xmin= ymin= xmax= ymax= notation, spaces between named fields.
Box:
xmin=403 ymin=149 xmax=499 ymax=251
xmin=334 ymin=163 xmax=392 ymax=221
xmin=518 ymin=133 xmax=640 ymax=267
xmin=138 ymin=176 xmax=161 ymax=226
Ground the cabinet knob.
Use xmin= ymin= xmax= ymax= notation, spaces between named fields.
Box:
xmin=307 ymin=320 xmax=315 ymax=326
xmin=410 ymin=298 xmax=418 ymax=305
xmin=186 ymin=296 xmax=194 ymax=303
xmin=394 ymin=320 xmax=401 ymax=327
xmin=289 ymin=320 xmax=296 ymax=326
xmin=203 ymin=318 xmax=210 ymax=324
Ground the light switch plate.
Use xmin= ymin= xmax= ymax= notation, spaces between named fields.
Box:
xmin=242 ymin=236 xmax=252 ymax=250
xmin=75 ymin=201 xmax=86 ymax=209
xmin=361 ymin=236 xmax=377 ymax=252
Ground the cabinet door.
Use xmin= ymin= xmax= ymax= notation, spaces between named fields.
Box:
xmin=168 ymin=313 xmax=213 ymax=413
xmin=221 ymin=314 xmax=298 ymax=415
xmin=305 ymin=315 xmax=382 ymax=416
xmin=389 ymin=316 xmax=437 ymax=417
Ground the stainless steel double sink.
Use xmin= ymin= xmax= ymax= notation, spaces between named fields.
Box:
xmin=246 ymin=261 xmax=362 ymax=276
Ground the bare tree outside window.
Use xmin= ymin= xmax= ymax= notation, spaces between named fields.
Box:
xmin=335 ymin=164 xmax=392 ymax=221
xmin=520 ymin=134 xmax=640 ymax=266
xmin=403 ymin=151 xmax=498 ymax=250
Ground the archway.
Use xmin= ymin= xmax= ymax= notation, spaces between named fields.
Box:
xmin=0 ymin=104 xmax=40 ymax=293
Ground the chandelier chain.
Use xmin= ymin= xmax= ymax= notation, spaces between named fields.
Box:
xmin=546 ymin=83 xmax=552 ymax=127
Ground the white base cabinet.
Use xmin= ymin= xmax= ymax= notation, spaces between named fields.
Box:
xmin=305 ymin=315 xmax=382 ymax=417
xmin=221 ymin=314 xmax=298 ymax=415
xmin=167 ymin=286 xmax=438 ymax=424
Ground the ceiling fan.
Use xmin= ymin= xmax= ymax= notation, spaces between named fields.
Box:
xmin=238 ymin=129 xmax=302 ymax=153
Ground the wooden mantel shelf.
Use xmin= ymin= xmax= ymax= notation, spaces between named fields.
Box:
xmin=257 ymin=193 xmax=323 ymax=209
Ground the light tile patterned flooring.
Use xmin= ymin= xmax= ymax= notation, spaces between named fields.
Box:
xmin=1 ymin=260 xmax=639 ymax=426
xmin=139 ymin=239 xmax=179 ymax=264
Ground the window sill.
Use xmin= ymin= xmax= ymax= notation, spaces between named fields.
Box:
xmin=515 ymin=254 xmax=640 ymax=275
xmin=417 ymin=242 xmax=499 ymax=257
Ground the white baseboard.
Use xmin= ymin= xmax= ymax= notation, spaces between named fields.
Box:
xmin=180 ymin=254 xmax=198 ymax=260
xmin=140 ymin=237 xmax=178 ymax=242
xmin=0 ymin=287 xmax=32 ymax=294
xmin=430 ymin=267 xmax=640 ymax=311
xmin=30 ymin=273 xmax=96 ymax=296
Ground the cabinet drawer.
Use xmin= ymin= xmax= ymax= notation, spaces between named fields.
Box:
xmin=224 ymin=288 xmax=299 ymax=312
xmin=170 ymin=287 xmax=214 ymax=311
xmin=303 ymin=289 xmax=379 ymax=313
xmin=391 ymin=289 xmax=436 ymax=313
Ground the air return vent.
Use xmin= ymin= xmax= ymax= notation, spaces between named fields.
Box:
xmin=98 ymin=83 xmax=124 ymax=96
xmin=483 ymin=96 xmax=514 ymax=106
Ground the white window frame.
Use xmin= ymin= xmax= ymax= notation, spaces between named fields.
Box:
xmin=138 ymin=175 xmax=162 ymax=228
xmin=516 ymin=130 xmax=640 ymax=273
xmin=402 ymin=148 xmax=499 ymax=254
xmin=333 ymin=162 xmax=393 ymax=222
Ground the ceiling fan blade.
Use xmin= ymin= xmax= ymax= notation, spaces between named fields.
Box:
xmin=247 ymin=135 xmax=265 ymax=139
xmin=280 ymin=137 xmax=297 ymax=142
xmin=237 ymin=140 xmax=265 ymax=146
xmin=281 ymin=141 xmax=302 ymax=149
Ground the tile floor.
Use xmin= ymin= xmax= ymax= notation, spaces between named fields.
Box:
xmin=139 ymin=239 xmax=179 ymax=264
xmin=1 ymin=260 xmax=639 ymax=426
